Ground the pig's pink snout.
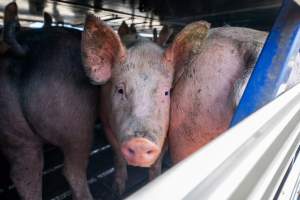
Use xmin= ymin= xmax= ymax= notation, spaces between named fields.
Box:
xmin=121 ymin=138 xmax=160 ymax=167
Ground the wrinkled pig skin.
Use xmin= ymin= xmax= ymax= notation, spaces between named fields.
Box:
xmin=0 ymin=3 xmax=97 ymax=200
xmin=168 ymin=27 xmax=268 ymax=164
xmin=82 ymin=16 xmax=173 ymax=195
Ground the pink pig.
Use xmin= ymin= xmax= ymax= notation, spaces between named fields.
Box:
xmin=81 ymin=14 xmax=270 ymax=194
xmin=81 ymin=15 xmax=174 ymax=194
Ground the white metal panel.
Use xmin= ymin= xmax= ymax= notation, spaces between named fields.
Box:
xmin=277 ymin=149 xmax=300 ymax=200
xmin=127 ymin=83 xmax=300 ymax=200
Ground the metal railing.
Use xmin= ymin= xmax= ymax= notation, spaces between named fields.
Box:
xmin=231 ymin=0 xmax=300 ymax=126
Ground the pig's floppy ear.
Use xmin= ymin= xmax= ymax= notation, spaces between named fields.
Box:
xmin=82 ymin=14 xmax=126 ymax=84
xmin=118 ymin=21 xmax=130 ymax=38
xmin=43 ymin=12 xmax=53 ymax=28
xmin=164 ymin=21 xmax=210 ymax=86
xmin=4 ymin=2 xmax=19 ymax=24
xmin=157 ymin=25 xmax=173 ymax=47
xmin=1 ymin=2 xmax=27 ymax=56
xmin=129 ymin=24 xmax=137 ymax=34
xmin=153 ymin=28 xmax=158 ymax=43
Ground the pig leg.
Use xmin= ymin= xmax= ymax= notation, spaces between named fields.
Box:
xmin=149 ymin=141 xmax=168 ymax=180
xmin=113 ymin=151 xmax=127 ymax=195
xmin=103 ymin=125 xmax=127 ymax=195
xmin=61 ymin=137 xmax=93 ymax=200
xmin=3 ymin=143 xmax=43 ymax=200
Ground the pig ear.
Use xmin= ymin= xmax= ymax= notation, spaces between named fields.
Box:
xmin=43 ymin=12 xmax=53 ymax=28
xmin=157 ymin=25 xmax=173 ymax=47
xmin=153 ymin=28 xmax=158 ymax=42
xmin=82 ymin=14 xmax=126 ymax=84
xmin=129 ymin=24 xmax=137 ymax=34
xmin=164 ymin=21 xmax=210 ymax=86
xmin=4 ymin=2 xmax=18 ymax=24
xmin=118 ymin=21 xmax=130 ymax=38
xmin=2 ymin=2 xmax=27 ymax=56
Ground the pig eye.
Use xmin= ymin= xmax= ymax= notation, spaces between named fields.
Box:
xmin=118 ymin=89 xmax=124 ymax=94
xmin=164 ymin=91 xmax=169 ymax=96
xmin=115 ymin=83 xmax=126 ymax=98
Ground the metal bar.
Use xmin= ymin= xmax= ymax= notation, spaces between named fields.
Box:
xmin=49 ymin=0 xmax=156 ymax=20
xmin=166 ymin=3 xmax=280 ymax=23
xmin=230 ymin=0 xmax=300 ymax=126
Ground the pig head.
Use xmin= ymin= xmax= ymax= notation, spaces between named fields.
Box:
xmin=82 ymin=16 xmax=173 ymax=166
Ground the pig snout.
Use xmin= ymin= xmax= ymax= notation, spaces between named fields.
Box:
xmin=121 ymin=137 xmax=160 ymax=167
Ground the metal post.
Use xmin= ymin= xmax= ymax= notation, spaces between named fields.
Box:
xmin=230 ymin=0 xmax=300 ymax=126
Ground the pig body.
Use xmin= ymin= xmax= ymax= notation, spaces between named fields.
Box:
xmin=168 ymin=27 xmax=268 ymax=163
xmin=0 ymin=3 xmax=97 ymax=200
